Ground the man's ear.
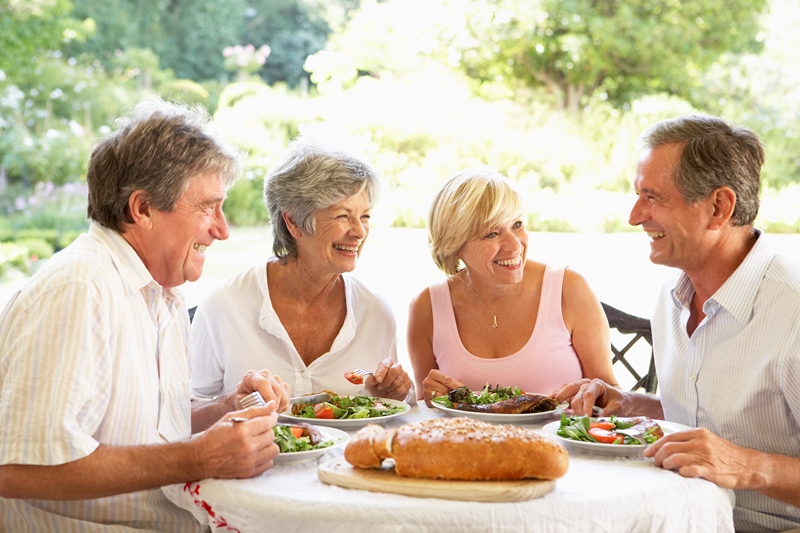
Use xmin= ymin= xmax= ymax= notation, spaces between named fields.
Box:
xmin=709 ymin=186 xmax=736 ymax=230
xmin=127 ymin=190 xmax=154 ymax=229
xmin=282 ymin=212 xmax=304 ymax=239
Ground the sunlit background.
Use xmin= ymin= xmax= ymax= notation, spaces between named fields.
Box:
xmin=3 ymin=0 xmax=800 ymax=386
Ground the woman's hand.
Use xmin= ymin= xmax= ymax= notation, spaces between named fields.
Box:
xmin=365 ymin=358 xmax=412 ymax=401
xmin=235 ymin=369 xmax=291 ymax=415
xmin=421 ymin=369 xmax=464 ymax=407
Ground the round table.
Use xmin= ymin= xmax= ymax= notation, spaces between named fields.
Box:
xmin=164 ymin=404 xmax=735 ymax=533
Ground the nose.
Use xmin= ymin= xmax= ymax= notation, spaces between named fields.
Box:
xmin=348 ymin=216 xmax=367 ymax=240
xmin=211 ymin=204 xmax=230 ymax=241
xmin=628 ymin=195 xmax=647 ymax=227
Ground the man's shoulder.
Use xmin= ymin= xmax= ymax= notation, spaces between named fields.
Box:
xmin=765 ymin=253 xmax=800 ymax=293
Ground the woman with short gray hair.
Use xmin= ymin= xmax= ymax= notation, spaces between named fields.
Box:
xmin=190 ymin=139 xmax=413 ymax=402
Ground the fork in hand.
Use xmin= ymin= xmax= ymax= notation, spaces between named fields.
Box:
xmin=240 ymin=391 xmax=267 ymax=409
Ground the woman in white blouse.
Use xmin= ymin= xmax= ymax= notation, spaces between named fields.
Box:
xmin=191 ymin=139 xmax=413 ymax=402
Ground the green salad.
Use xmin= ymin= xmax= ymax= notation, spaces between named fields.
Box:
xmin=292 ymin=394 xmax=406 ymax=420
xmin=273 ymin=425 xmax=334 ymax=453
xmin=431 ymin=383 xmax=524 ymax=409
xmin=556 ymin=413 xmax=661 ymax=445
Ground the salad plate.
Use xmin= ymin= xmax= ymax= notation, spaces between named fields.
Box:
xmin=274 ymin=426 xmax=349 ymax=465
xmin=542 ymin=419 xmax=692 ymax=457
xmin=279 ymin=397 xmax=410 ymax=430
xmin=431 ymin=402 xmax=558 ymax=424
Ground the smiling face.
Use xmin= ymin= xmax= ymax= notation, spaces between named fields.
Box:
xmin=294 ymin=189 xmax=371 ymax=275
xmin=628 ymin=144 xmax=716 ymax=272
xmin=142 ymin=172 xmax=229 ymax=288
xmin=459 ymin=215 xmax=528 ymax=285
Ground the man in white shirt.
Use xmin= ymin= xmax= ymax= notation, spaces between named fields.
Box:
xmin=555 ymin=115 xmax=800 ymax=532
xmin=0 ymin=97 xmax=291 ymax=531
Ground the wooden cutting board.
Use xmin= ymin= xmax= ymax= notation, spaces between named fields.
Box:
xmin=318 ymin=458 xmax=556 ymax=502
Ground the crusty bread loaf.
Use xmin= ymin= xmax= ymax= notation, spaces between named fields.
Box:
xmin=344 ymin=418 xmax=568 ymax=481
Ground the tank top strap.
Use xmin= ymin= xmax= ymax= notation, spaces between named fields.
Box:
xmin=429 ymin=279 xmax=460 ymax=343
xmin=536 ymin=265 xmax=567 ymax=328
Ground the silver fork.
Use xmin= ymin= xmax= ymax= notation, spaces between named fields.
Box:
xmin=353 ymin=368 xmax=374 ymax=381
xmin=615 ymin=428 xmax=647 ymax=445
xmin=240 ymin=391 xmax=266 ymax=409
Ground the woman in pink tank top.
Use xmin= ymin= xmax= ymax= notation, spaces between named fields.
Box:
xmin=408 ymin=168 xmax=619 ymax=406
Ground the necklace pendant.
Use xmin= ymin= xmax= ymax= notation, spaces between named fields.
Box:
xmin=492 ymin=315 xmax=498 ymax=328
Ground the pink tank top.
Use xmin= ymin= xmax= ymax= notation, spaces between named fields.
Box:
xmin=430 ymin=265 xmax=583 ymax=394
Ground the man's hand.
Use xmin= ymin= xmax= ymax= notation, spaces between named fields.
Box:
xmin=193 ymin=402 xmax=280 ymax=480
xmin=365 ymin=358 xmax=412 ymax=401
xmin=421 ymin=369 xmax=464 ymax=407
xmin=235 ymin=369 xmax=291 ymax=414
xmin=551 ymin=378 xmax=663 ymax=418
xmin=645 ymin=427 xmax=758 ymax=489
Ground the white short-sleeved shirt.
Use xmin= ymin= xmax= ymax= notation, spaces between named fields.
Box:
xmin=190 ymin=261 xmax=401 ymax=399
xmin=654 ymin=230 xmax=800 ymax=532
xmin=0 ymin=223 xmax=200 ymax=532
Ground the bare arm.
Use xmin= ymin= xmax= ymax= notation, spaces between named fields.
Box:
xmin=645 ymin=427 xmax=800 ymax=507
xmin=561 ymin=268 xmax=618 ymax=387
xmin=407 ymin=289 xmax=464 ymax=406
xmin=0 ymin=405 xmax=279 ymax=500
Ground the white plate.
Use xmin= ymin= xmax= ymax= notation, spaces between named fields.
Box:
xmin=541 ymin=419 xmax=692 ymax=456
xmin=431 ymin=399 xmax=559 ymax=424
xmin=274 ymin=426 xmax=350 ymax=465
xmin=279 ymin=398 xmax=411 ymax=430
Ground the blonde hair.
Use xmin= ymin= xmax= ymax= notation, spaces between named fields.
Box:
xmin=428 ymin=168 xmax=524 ymax=275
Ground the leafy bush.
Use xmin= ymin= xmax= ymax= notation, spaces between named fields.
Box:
xmin=223 ymin=177 xmax=270 ymax=227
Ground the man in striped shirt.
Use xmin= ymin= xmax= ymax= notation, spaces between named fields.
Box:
xmin=555 ymin=115 xmax=800 ymax=532
xmin=0 ymin=97 xmax=291 ymax=531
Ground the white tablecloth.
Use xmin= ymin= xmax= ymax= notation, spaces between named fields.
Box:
xmin=164 ymin=405 xmax=735 ymax=533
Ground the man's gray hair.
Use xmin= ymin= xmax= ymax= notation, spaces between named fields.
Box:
xmin=637 ymin=115 xmax=764 ymax=226
xmin=87 ymin=96 xmax=243 ymax=232
xmin=264 ymin=139 xmax=380 ymax=259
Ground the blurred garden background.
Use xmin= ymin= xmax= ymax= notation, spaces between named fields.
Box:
xmin=2 ymin=0 xmax=800 ymax=288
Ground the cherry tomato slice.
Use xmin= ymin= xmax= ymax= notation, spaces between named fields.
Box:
xmin=589 ymin=421 xmax=616 ymax=431
xmin=588 ymin=427 xmax=624 ymax=444
xmin=344 ymin=371 xmax=363 ymax=385
xmin=313 ymin=404 xmax=335 ymax=419
xmin=289 ymin=426 xmax=304 ymax=439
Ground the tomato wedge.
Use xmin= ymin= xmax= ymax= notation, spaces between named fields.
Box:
xmin=313 ymin=404 xmax=335 ymax=419
xmin=289 ymin=426 xmax=304 ymax=439
xmin=590 ymin=421 xmax=616 ymax=431
xmin=344 ymin=371 xmax=363 ymax=385
xmin=588 ymin=427 xmax=625 ymax=444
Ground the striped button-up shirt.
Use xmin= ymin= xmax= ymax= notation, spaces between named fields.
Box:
xmin=0 ymin=223 xmax=200 ymax=532
xmin=654 ymin=230 xmax=800 ymax=533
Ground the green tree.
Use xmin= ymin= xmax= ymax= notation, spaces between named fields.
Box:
xmin=444 ymin=0 xmax=768 ymax=115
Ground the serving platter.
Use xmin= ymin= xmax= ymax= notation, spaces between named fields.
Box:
xmin=279 ymin=398 xmax=410 ymax=430
xmin=542 ymin=419 xmax=692 ymax=457
xmin=431 ymin=400 xmax=558 ymax=424
xmin=274 ymin=426 xmax=349 ymax=465
xmin=318 ymin=458 xmax=556 ymax=502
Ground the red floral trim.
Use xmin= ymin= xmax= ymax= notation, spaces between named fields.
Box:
xmin=183 ymin=481 xmax=241 ymax=532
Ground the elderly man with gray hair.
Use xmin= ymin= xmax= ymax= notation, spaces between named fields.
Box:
xmin=0 ymin=97 xmax=292 ymax=531
xmin=190 ymin=138 xmax=413 ymax=405
xmin=555 ymin=115 xmax=800 ymax=532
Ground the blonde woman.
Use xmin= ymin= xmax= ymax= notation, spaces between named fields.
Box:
xmin=408 ymin=168 xmax=618 ymax=406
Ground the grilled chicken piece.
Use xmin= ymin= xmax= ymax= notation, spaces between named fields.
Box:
xmin=453 ymin=393 xmax=558 ymax=414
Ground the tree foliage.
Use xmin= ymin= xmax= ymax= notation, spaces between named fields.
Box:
xmin=444 ymin=0 xmax=768 ymax=114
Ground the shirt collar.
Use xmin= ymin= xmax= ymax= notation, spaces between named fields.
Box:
xmin=88 ymin=222 xmax=184 ymax=307
xmin=670 ymin=228 xmax=772 ymax=324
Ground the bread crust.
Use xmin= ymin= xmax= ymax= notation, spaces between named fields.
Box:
xmin=345 ymin=418 xmax=568 ymax=481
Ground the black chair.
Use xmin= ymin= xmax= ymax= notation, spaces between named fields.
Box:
xmin=188 ymin=305 xmax=197 ymax=324
xmin=602 ymin=302 xmax=658 ymax=394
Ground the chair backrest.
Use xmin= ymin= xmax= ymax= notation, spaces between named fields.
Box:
xmin=601 ymin=302 xmax=658 ymax=394
xmin=188 ymin=305 xmax=197 ymax=324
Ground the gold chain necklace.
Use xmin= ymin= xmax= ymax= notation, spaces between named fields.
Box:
xmin=468 ymin=283 xmax=515 ymax=329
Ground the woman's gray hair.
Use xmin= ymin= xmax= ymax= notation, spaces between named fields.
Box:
xmin=87 ymin=96 xmax=243 ymax=232
xmin=637 ymin=115 xmax=764 ymax=226
xmin=264 ymin=140 xmax=380 ymax=259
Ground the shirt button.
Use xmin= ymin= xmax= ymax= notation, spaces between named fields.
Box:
xmin=301 ymin=371 xmax=308 ymax=377
xmin=690 ymin=374 xmax=696 ymax=381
